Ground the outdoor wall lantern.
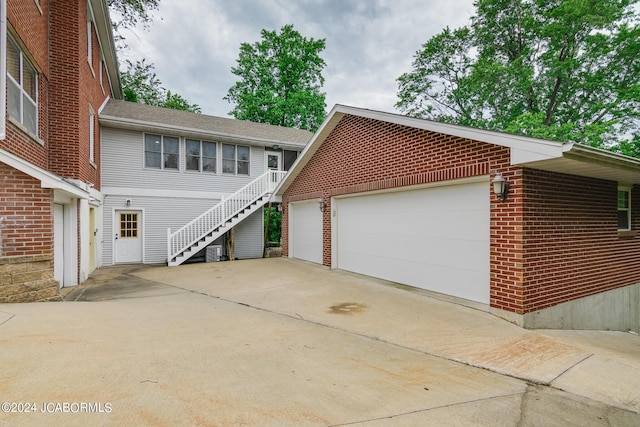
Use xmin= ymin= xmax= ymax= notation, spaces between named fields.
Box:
xmin=318 ymin=199 xmax=327 ymax=212
xmin=125 ymin=199 xmax=132 ymax=207
xmin=492 ymin=172 xmax=509 ymax=201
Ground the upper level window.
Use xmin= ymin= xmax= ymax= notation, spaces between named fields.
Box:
xmin=144 ymin=134 xmax=179 ymax=170
xmin=618 ymin=187 xmax=631 ymax=230
xmin=186 ymin=139 xmax=217 ymax=173
xmin=7 ymin=35 xmax=38 ymax=136
xmin=222 ymin=144 xmax=250 ymax=175
xmin=89 ymin=108 xmax=95 ymax=164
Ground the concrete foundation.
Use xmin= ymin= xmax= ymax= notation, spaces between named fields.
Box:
xmin=492 ymin=283 xmax=640 ymax=333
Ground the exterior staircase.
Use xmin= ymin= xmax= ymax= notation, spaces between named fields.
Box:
xmin=167 ymin=170 xmax=286 ymax=266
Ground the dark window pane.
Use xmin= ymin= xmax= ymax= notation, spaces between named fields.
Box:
xmin=202 ymin=141 xmax=216 ymax=157
xmin=237 ymin=146 xmax=250 ymax=161
xmin=238 ymin=161 xmax=249 ymax=175
xmin=186 ymin=156 xmax=200 ymax=171
xmin=284 ymin=150 xmax=298 ymax=171
xmin=145 ymin=152 xmax=161 ymax=168
xmin=164 ymin=137 xmax=179 ymax=154
xmin=223 ymin=159 xmax=235 ymax=174
xmin=145 ymin=134 xmax=162 ymax=152
xmin=186 ymin=139 xmax=200 ymax=156
xmin=164 ymin=153 xmax=178 ymax=169
xmin=222 ymin=144 xmax=235 ymax=160
xmin=202 ymin=158 xmax=216 ymax=172
xmin=618 ymin=211 xmax=630 ymax=230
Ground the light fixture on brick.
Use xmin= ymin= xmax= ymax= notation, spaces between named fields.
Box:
xmin=318 ymin=199 xmax=327 ymax=212
xmin=492 ymin=172 xmax=509 ymax=201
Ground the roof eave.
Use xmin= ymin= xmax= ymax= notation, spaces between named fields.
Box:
xmin=100 ymin=114 xmax=308 ymax=150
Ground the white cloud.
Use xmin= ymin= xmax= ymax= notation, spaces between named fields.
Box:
xmin=118 ymin=0 xmax=475 ymax=117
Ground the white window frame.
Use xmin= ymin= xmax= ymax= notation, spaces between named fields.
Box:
xmin=186 ymin=139 xmax=217 ymax=173
xmin=86 ymin=1 xmax=95 ymax=75
xmin=618 ymin=185 xmax=631 ymax=231
xmin=6 ymin=34 xmax=38 ymax=137
xmin=89 ymin=108 xmax=95 ymax=164
xmin=222 ymin=143 xmax=250 ymax=176
xmin=144 ymin=133 xmax=180 ymax=171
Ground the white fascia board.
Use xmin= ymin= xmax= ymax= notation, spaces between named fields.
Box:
xmin=99 ymin=115 xmax=307 ymax=151
xmin=274 ymin=107 xmax=346 ymax=195
xmin=0 ymin=0 xmax=6 ymax=140
xmin=0 ymin=149 xmax=89 ymax=198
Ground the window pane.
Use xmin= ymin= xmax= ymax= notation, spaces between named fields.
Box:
xmin=238 ymin=161 xmax=249 ymax=175
xmin=164 ymin=137 xmax=179 ymax=154
xmin=164 ymin=153 xmax=178 ymax=169
xmin=186 ymin=139 xmax=200 ymax=156
xmin=202 ymin=157 xmax=216 ymax=172
xmin=22 ymin=61 xmax=37 ymax=101
xmin=618 ymin=211 xmax=630 ymax=230
xmin=618 ymin=190 xmax=629 ymax=209
xmin=222 ymin=159 xmax=235 ymax=174
xmin=145 ymin=152 xmax=161 ymax=168
xmin=202 ymin=141 xmax=216 ymax=157
xmin=7 ymin=80 xmax=20 ymax=121
xmin=222 ymin=144 xmax=235 ymax=160
xmin=7 ymin=39 xmax=19 ymax=80
xmin=237 ymin=146 xmax=250 ymax=161
xmin=186 ymin=139 xmax=200 ymax=171
xmin=23 ymin=97 xmax=37 ymax=135
xmin=145 ymin=134 xmax=162 ymax=152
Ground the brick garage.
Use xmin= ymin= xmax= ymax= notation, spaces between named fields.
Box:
xmin=277 ymin=105 xmax=640 ymax=332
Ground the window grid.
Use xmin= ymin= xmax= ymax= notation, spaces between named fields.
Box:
xmin=119 ymin=213 xmax=138 ymax=238
xmin=186 ymin=139 xmax=217 ymax=173
xmin=6 ymin=35 xmax=38 ymax=136
xmin=144 ymin=134 xmax=179 ymax=170
xmin=618 ymin=188 xmax=631 ymax=231
xmin=222 ymin=144 xmax=250 ymax=176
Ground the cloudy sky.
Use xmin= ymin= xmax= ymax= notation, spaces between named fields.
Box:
xmin=117 ymin=0 xmax=476 ymax=118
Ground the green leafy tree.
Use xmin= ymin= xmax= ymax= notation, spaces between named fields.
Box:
xmin=121 ymin=59 xmax=201 ymax=113
xmin=396 ymin=0 xmax=640 ymax=151
xmin=225 ymin=24 xmax=327 ymax=131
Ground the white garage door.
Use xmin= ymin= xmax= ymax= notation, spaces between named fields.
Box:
xmin=334 ymin=180 xmax=490 ymax=304
xmin=289 ymin=200 xmax=323 ymax=264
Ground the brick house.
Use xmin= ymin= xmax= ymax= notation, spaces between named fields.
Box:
xmin=0 ymin=0 xmax=121 ymax=301
xmin=276 ymin=105 xmax=640 ymax=332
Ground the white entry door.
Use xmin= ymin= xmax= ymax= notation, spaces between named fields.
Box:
xmin=114 ymin=210 xmax=143 ymax=263
xmin=265 ymin=150 xmax=282 ymax=171
xmin=53 ymin=204 xmax=64 ymax=287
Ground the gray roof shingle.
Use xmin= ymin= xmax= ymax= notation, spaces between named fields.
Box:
xmin=100 ymin=99 xmax=313 ymax=147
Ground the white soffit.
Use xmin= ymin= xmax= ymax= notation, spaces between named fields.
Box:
xmin=0 ymin=0 xmax=6 ymax=140
xmin=0 ymin=149 xmax=89 ymax=198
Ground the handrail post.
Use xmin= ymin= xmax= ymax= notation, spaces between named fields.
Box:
xmin=167 ymin=227 xmax=171 ymax=263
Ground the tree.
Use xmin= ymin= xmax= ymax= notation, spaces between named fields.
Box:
xmin=121 ymin=59 xmax=201 ymax=113
xmin=108 ymin=0 xmax=160 ymax=48
xmin=396 ymin=0 xmax=640 ymax=151
xmin=225 ymin=24 xmax=327 ymax=132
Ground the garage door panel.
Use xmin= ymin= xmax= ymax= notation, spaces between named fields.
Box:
xmin=335 ymin=181 xmax=490 ymax=304
xmin=290 ymin=200 xmax=323 ymax=264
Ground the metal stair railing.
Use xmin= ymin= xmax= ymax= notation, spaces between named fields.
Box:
xmin=167 ymin=170 xmax=286 ymax=264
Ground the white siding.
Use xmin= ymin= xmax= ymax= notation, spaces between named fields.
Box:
xmin=101 ymin=126 xmax=269 ymax=265
xmin=101 ymin=127 xmax=267 ymax=194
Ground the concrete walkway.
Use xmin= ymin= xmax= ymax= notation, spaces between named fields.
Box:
xmin=1 ymin=258 xmax=639 ymax=426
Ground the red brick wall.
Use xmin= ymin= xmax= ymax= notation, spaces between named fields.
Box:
xmin=0 ymin=164 xmax=53 ymax=257
xmin=48 ymin=0 xmax=109 ymax=188
xmin=3 ymin=0 xmax=50 ymax=168
xmin=282 ymin=114 xmax=509 ymax=266
xmin=520 ymin=169 xmax=640 ymax=313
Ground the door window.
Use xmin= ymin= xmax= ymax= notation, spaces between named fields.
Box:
xmin=120 ymin=213 xmax=138 ymax=238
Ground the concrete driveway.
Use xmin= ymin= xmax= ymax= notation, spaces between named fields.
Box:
xmin=1 ymin=258 xmax=639 ymax=426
